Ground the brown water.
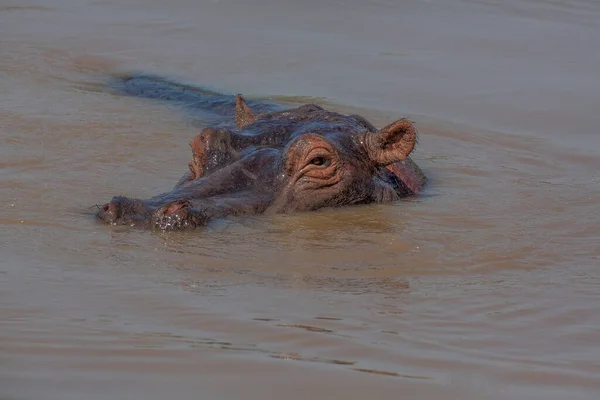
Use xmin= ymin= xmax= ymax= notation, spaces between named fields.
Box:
xmin=2 ymin=0 xmax=600 ymax=399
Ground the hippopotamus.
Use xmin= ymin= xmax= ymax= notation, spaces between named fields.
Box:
xmin=96 ymin=75 xmax=427 ymax=230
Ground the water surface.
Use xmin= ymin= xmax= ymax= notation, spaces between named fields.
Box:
xmin=2 ymin=1 xmax=600 ymax=399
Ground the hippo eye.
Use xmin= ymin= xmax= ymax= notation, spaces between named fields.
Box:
xmin=309 ymin=156 xmax=329 ymax=166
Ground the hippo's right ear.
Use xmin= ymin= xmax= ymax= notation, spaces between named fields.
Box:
xmin=235 ymin=94 xmax=257 ymax=129
xmin=365 ymin=119 xmax=417 ymax=166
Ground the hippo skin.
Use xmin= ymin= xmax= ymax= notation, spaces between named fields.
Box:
xmin=96 ymin=75 xmax=427 ymax=230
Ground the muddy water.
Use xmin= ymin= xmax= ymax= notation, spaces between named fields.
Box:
xmin=2 ymin=0 xmax=600 ymax=399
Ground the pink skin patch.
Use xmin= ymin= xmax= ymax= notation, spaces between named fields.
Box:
xmin=386 ymin=160 xmax=427 ymax=194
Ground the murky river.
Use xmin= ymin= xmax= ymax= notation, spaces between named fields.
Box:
xmin=2 ymin=0 xmax=600 ymax=399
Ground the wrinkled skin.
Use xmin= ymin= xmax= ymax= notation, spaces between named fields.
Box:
xmin=96 ymin=75 xmax=427 ymax=230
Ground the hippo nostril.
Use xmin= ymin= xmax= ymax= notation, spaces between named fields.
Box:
xmin=97 ymin=200 xmax=121 ymax=224
xmin=105 ymin=202 xmax=119 ymax=215
xmin=164 ymin=200 xmax=189 ymax=215
xmin=152 ymin=200 xmax=199 ymax=230
xmin=96 ymin=196 xmax=154 ymax=227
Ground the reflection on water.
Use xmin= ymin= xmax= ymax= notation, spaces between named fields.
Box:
xmin=2 ymin=0 xmax=600 ymax=399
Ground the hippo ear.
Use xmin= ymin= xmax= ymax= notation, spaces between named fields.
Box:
xmin=365 ymin=119 xmax=417 ymax=166
xmin=235 ymin=94 xmax=257 ymax=129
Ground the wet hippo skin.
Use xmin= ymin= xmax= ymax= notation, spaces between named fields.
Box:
xmin=96 ymin=75 xmax=427 ymax=230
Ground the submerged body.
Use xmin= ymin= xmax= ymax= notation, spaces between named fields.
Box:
xmin=97 ymin=76 xmax=427 ymax=229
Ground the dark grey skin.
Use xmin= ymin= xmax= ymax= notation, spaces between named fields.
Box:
xmin=96 ymin=75 xmax=427 ymax=230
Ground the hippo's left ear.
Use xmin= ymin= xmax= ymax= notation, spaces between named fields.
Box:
xmin=235 ymin=94 xmax=257 ymax=129
xmin=365 ymin=119 xmax=417 ymax=166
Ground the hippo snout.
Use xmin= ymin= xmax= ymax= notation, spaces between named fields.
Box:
xmin=96 ymin=196 xmax=206 ymax=230
xmin=96 ymin=196 xmax=150 ymax=226
xmin=151 ymin=199 xmax=207 ymax=230
xmin=97 ymin=197 xmax=124 ymax=224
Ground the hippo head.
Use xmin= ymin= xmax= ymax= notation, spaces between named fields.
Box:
xmin=266 ymin=118 xmax=418 ymax=213
xmin=96 ymin=98 xmax=425 ymax=230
